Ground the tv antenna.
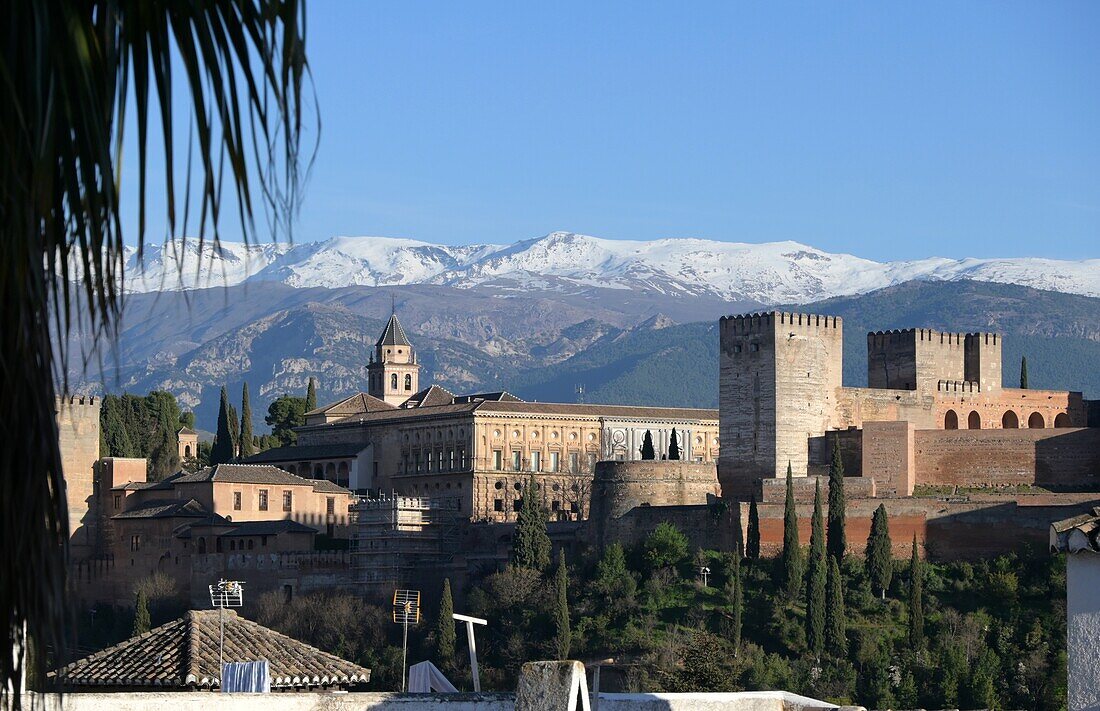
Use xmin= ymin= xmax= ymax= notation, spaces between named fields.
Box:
xmin=393 ymin=589 xmax=421 ymax=691
xmin=209 ymin=579 xmax=244 ymax=685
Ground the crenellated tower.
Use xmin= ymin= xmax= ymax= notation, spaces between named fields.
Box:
xmin=367 ymin=310 xmax=420 ymax=407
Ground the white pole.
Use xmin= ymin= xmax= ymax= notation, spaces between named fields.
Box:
xmin=465 ymin=620 xmax=480 ymax=693
xmin=219 ymin=603 xmax=225 ymax=687
xmin=401 ymin=617 xmax=409 ymax=692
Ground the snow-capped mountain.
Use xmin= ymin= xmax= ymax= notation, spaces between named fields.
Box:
xmin=114 ymin=231 xmax=1100 ymax=302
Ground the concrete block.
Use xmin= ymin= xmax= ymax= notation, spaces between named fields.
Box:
xmin=516 ymin=661 xmax=590 ymax=711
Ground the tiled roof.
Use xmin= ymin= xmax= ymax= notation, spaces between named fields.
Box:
xmin=53 ymin=609 xmax=371 ymax=689
xmin=1051 ymin=506 xmax=1100 ymax=553
xmin=166 ymin=464 xmax=352 ymax=495
xmin=112 ymin=499 xmax=226 ymax=522
xmin=177 ymin=427 xmax=197 ymax=435
xmin=219 ymin=520 xmax=316 ymax=536
xmin=304 ymin=392 xmax=394 ymax=418
xmin=376 ymin=313 xmax=412 ymax=348
xmin=404 ymin=384 xmax=457 ymax=408
xmin=243 ymin=442 xmax=370 ymax=463
xmin=454 ymin=391 xmax=524 ymax=403
xmin=110 ymin=481 xmax=166 ymax=491
xmin=310 ymin=478 xmax=353 ymax=494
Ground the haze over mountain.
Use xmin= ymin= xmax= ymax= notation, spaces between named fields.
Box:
xmin=116 ymin=231 xmax=1100 ymax=302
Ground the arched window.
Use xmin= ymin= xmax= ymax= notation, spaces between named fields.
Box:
xmin=1055 ymin=413 xmax=1072 ymax=428
xmin=1002 ymin=411 xmax=1019 ymax=429
xmin=337 ymin=461 xmax=350 ymax=487
xmin=184 ymin=444 xmax=192 ymax=458
xmin=1028 ymin=412 xmax=1045 ymax=429
xmin=944 ymin=410 xmax=959 ymax=430
xmin=391 ymin=373 xmax=398 ymax=390
xmin=313 ymin=464 xmax=323 ymax=479
xmin=325 ymin=462 xmax=336 ymax=480
xmin=198 ymin=537 xmax=207 ymax=554
xmin=968 ymin=411 xmax=981 ymax=430
xmin=405 ymin=374 xmax=412 ymax=391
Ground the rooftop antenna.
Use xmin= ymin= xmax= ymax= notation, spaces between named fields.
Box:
xmin=393 ymin=589 xmax=421 ymax=692
xmin=209 ymin=579 xmax=244 ymax=687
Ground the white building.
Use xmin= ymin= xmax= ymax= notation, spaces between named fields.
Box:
xmin=1051 ymin=506 xmax=1100 ymax=711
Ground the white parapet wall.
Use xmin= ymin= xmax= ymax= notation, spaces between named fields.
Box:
xmin=1068 ymin=553 xmax=1100 ymax=711
xmin=19 ymin=691 xmax=851 ymax=711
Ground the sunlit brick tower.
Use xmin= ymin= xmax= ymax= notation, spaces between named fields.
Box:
xmin=367 ymin=310 xmax=420 ymax=407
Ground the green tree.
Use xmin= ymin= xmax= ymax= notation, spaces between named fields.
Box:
xmin=552 ymin=550 xmax=571 ymax=660
xmin=239 ymin=383 xmax=255 ymax=458
xmin=228 ymin=401 xmax=240 ymax=456
xmin=866 ymin=504 xmax=893 ymax=599
xmin=643 ymin=522 xmax=690 ymax=574
xmin=826 ymin=437 xmax=846 ymax=561
xmin=725 ymin=553 xmax=743 ymax=653
xmin=306 ymin=377 xmax=318 ymax=411
xmin=1 ymin=4 xmax=307 ymax=692
xmin=265 ymin=394 xmax=309 ymax=447
xmin=746 ymin=495 xmax=761 ymax=560
xmin=132 ymin=589 xmax=151 ymax=637
xmin=668 ymin=428 xmax=681 ymax=460
xmin=640 ymin=430 xmax=656 ymax=460
xmin=435 ymin=579 xmax=456 ymax=672
xmin=1020 ymin=356 xmax=1029 ymax=389
xmin=780 ymin=462 xmax=803 ymax=596
xmin=146 ymin=391 xmax=182 ymax=480
xmin=825 ymin=556 xmax=847 ymax=656
xmin=210 ymin=387 xmax=237 ymax=465
xmin=907 ymin=536 xmax=924 ymax=650
xmin=512 ymin=478 xmax=551 ymax=571
xmin=805 ymin=480 xmax=827 ymax=655
xmin=100 ymin=395 xmax=136 ymax=459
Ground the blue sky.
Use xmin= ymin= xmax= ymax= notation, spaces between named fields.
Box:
xmin=122 ymin=1 xmax=1099 ymax=261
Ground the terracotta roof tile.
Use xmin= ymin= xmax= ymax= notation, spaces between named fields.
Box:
xmin=53 ymin=610 xmax=370 ymax=690
xmin=304 ymin=392 xmax=395 ymax=418
xmin=167 ymin=464 xmax=352 ymax=495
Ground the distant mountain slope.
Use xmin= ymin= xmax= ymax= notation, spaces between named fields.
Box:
xmin=71 ymin=279 xmax=1100 ymax=429
xmin=108 ymin=231 xmax=1100 ymax=301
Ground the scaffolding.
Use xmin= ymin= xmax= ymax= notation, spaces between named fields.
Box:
xmin=352 ymin=494 xmax=461 ymax=590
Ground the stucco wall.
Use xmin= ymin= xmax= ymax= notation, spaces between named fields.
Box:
xmin=1068 ymin=553 xmax=1100 ymax=711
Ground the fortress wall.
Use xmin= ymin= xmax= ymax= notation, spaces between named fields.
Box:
xmin=760 ymin=474 xmax=875 ymax=504
xmin=913 ymin=427 xmax=1100 ymax=489
xmin=57 ymin=395 xmax=101 ymax=559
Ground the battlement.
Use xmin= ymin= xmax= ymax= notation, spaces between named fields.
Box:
xmin=937 ymin=380 xmax=979 ymax=393
xmin=867 ymin=328 xmax=998 ymax=349
xmin=57 ymin=394 xmax=99 ymax=408
xmin=720 ymin=311 xmax=841 ymax=335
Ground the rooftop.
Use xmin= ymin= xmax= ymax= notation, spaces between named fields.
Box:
xmin=1051 ymin=506 xmax=1100 ymax=553
xmin=52 ymin=609 xmax=371 ymax=690
xmin=376 ymin=312 xmax=411 ymax=348
xmin=164 ymin=464 xmax=353 ymax=495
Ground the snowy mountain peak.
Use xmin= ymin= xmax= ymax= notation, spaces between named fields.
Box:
xmin=113 ymin=232 xmax=1100 ymax=303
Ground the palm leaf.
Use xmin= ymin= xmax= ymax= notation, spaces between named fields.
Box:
xmin=0 ymin=1 xmax=315 ymax=705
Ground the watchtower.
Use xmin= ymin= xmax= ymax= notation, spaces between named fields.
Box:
xmin=718 ymin=312 xmax=843 ymax=497
xmin=367 ymin=311 xmax=421 ymax=407
xmin=56 ymin=394 xmax=101 ymax=559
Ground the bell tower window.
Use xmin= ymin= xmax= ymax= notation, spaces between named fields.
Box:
xmin=405 ymin=374 xmax=412 ymax=391
xmin=391 ymin=373 xmax=398 ymax=390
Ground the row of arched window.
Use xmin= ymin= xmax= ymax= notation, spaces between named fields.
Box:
xmin=371 ymin=373 xmax=414 ymax=391
xmin=944 ymin=409 xmax=1071 ymax=430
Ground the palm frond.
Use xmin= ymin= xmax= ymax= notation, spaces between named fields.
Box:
xmin=1 ymin=1 xmax=315 ymax=705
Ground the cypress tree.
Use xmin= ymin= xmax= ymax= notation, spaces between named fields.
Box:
xmin=306 ymin=376 xmax=318 ymax=411
xmin=133 ymin=589 xmax=151 ymax=637
xmin=435 ymin=579 xmax=456 ymax=671
xmin=805 ymin=480 xmax=826 ymax=655
xmin=908 ymin=535 xmax=924 ymax=650
xmin=780 ymin=462 xmax=803 ymax=596
xmin=746 ymin=495 xmax=761 ymax=560
xmin=1020 ymin=356 xmax=1029 ymax=389
xmin=210 ymin=386 xmax=235 ymax=465
xmin=825 ymin=556 xmax=847 ymax=656
xmin=552 ymin=549 xmax=571 ymax=660
xmin=512 ymin=478 xmax=552 ymax=571
xmin=866 ymin=504 xmax=893 ymax=599
xmin=239 ymin=383 xmax=255 ymax=458
xmin=668 ymin=428 xmax=681 ymax=460
xmin=640 ymin=430 xmax=656 ymax=460
xmin=826 ymin=436 xmax=846 ymax=561
xmin=778 ymin=464 xmax=805 ymax=598
xmin=726 ymin=553 xmax=743 ymax=654
xmin=228 ymin=402 xmax=240 ymax=458
xmin=731 ymin=499 xmax=744 ymax=558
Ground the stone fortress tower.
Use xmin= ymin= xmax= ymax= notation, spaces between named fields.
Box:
xmin=56 ymin=394 xmax=101 ymax=559
xmin=367 ymin=311 xmax=421 ymax=407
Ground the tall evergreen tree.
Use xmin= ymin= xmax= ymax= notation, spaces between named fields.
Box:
xmin=780 ymin=462 xmax=803 ymax=596
xmin=908 ymin=535 xmax=924 ymax=650
xmin=552 ymin=549 xmax=571 ymax=660
xmin=210 ymin=387 xmax=236 ymax=465
xmin=266 ymin=394 xmax=309 ymax=447
xmin=725 ymin=553 xmax=743 ymax=653
xmin=805 ymin=480 xmax=827 ymax=655
xmin=435 ymin=578 xmax=456 ymax=671
xmin=866 ymin=504 xmax=893 ymax=599
xmin=100 ymin=395 xmax=136 ymax=458
xmin=228 ymin=402 xmax=240 ymax=458
xmin=1020 ymin=356 xmax=1029 ymax=389
xmin=640 ymin=430 xmax=656 ymax=460
xmin=825 ymin=556 xmax=847 ymax=656
xmin=306 ymin=377 xmax=318 ymax=411
xmin=132 ymin=589 xmax=151 ymax=637
xmin=146 ymin=391 xmax=181 ymax=480
xmin=239 ymin=383 xmax=255 ymax=458
xmin=826 ymin=436 xmax=846 ymax=561
xmin=746 ymin=495 xmax=761 ymax=560
xmin=512 ymin=478 xmax=552 ymax=571
xmin=731 ymin=499 xmax=744 ymax=558
xmin=668 ymin=428 xmax=681 ymax=460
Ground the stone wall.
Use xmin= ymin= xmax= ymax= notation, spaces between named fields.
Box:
xmin=57 ymin=395 xmax=101 ymax=559
xmin=760 ymin=475 xmax=875 ymax=504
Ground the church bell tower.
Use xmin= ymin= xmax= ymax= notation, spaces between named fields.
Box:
xmin=367 ymin=310 xmax=420 ymax=406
